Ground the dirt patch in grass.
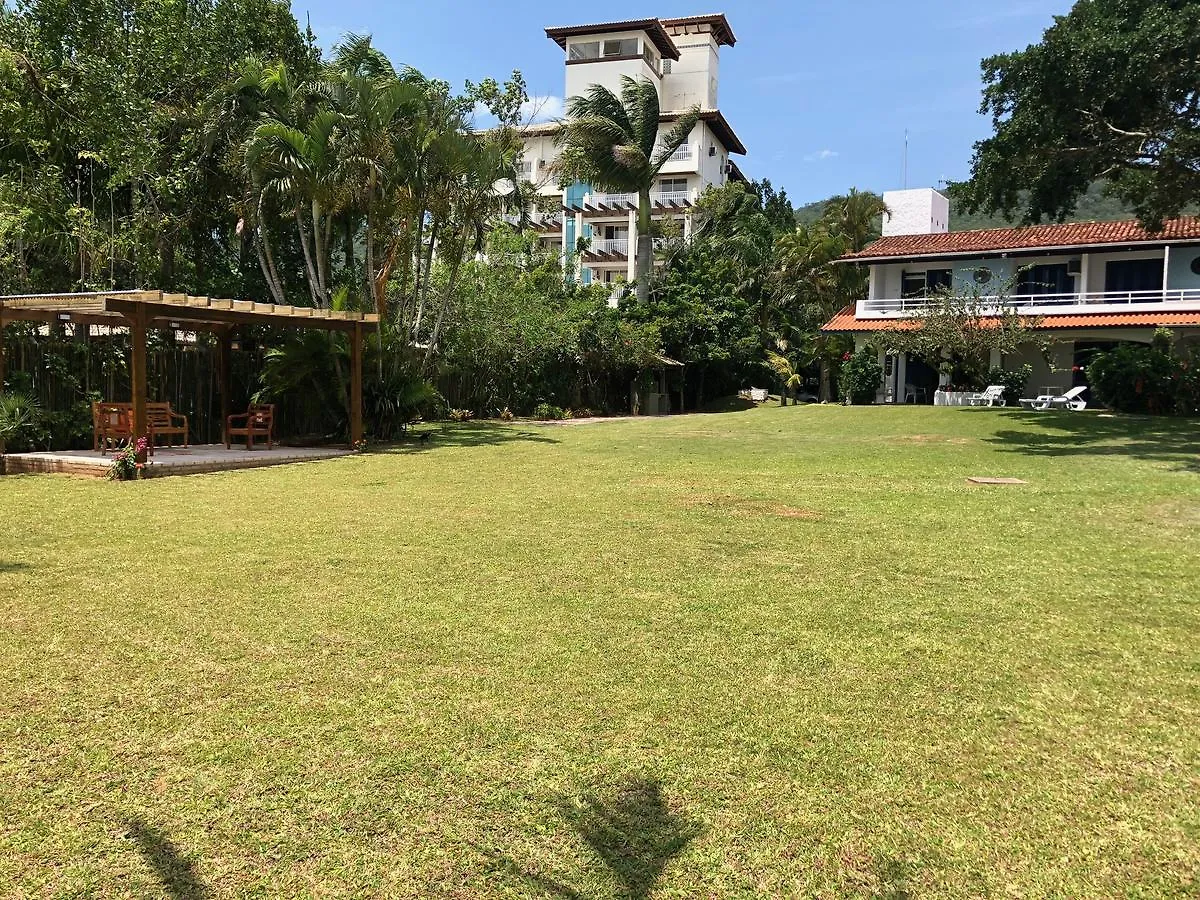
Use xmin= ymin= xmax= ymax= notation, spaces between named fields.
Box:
xmin=1147 ymin=499 xmax=1200 ymax=527
xmin=679 ymin=493 xmax=822 ymax=520
xmin=892 ymin=434 xmax=974 ymax=445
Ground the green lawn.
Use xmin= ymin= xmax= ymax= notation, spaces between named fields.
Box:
xmin=2 ymin=407 xmax=1198 ymax=897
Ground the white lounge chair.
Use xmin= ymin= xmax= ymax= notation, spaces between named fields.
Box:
xmin=1019 ymin=386 xmax=1087 ymax=411
xmin=965 ymin=385 xmax=1006 ymax=407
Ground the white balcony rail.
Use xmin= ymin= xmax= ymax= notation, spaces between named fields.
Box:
xmin=590 ymin=238 xmax=629 ymax=255
xmin=585 ymin=190 xmax=693 ymax=207
xmin=663 ymin=145 xmax=692 ymax=162
xmin=588 ymin=192 xmax=637 ymax=206
xmin=860 ymin=288 xmax=1200 ymax=317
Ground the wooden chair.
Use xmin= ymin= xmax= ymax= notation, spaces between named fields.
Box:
xmin=226 ymin=404 xmax=275 ymax=450
xmin=146 ymin=402 xmax=189 ymax=448
xmin=93 ymin=402 xmax=133 ymax=454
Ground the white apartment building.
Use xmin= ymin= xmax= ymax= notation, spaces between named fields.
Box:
xmin=509 ymin=15 xmax=747 ymax=298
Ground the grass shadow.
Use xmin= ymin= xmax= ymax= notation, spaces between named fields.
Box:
xmin=975 ymin=408 xmax=1200 ymax=468
xmin=126 ymin=820 xmax=209 ymax=899
xmin=482 ymin=777 xmax=703 ymax=899
xmin=0 ymin=561 xmax=29 ymax=573
xmin=371 ymin=422 xmax=561 ymax=455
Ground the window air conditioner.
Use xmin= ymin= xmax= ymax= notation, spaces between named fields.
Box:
xmin=1066 ymin=258 xmax=1082 ymax=275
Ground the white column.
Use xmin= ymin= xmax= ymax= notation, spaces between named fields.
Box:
xmin=1163 ymin=244 xmax=1172 ymax=297
xmin=896 ymin=352 xmax=908 ymax=402
xmin=683 ymin=211 xmax=693 ymax=242
xmin=627 ymin=209 xmax=637 ymax=281
xmin=1079 ymin=252 xmax=1090 ymax=300
xmin=877 ymin=346 xmax=889 ymax=403
xmin=560 ymin=207 xmax=569 ymax=272
xmin=574 ymin=211 xmax=584 ymax=281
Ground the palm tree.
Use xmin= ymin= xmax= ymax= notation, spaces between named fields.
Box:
xmin=775 ymin=190 xmax=889 ymax=401
xmin=557 ymin=76 xmax=699 ymax=302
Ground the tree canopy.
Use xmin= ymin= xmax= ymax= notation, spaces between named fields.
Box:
xmin=959 ymin=0 xmax=1200 ymax=228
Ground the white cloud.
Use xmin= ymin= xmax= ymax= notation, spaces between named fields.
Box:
xmin=803 ymin=149 xmax=840 ymax=162
xmin=521 ymin=95 xmax=563 ymax=124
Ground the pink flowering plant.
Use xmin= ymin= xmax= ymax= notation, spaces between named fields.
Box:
xmin=106 ymin=436 xmax=150 ymax=481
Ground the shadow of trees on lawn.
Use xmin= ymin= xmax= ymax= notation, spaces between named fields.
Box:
xmin=977 ymin=409 xmax=1200 ymax=469
xmin=126 ymin=820 xmax=209 ymax=899
xmin=372 ymin=422 xmax=561 ymax=455
xmin=482 ymin=777 xmax=703 ymax=898
xmin=0 ymin=561 xmax=29 ymax=573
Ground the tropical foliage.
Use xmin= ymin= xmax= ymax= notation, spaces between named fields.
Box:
xmin=556 ymin=76 xmax=699 ymax=302
xmin=959 ymin=0 xmax=1200 ymax=228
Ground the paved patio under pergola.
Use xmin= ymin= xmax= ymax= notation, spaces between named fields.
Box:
xmin=0 ymin=290 xmax=378 ymax=477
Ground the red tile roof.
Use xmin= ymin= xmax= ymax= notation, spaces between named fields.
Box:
xmin=843 ymin=217 xmax=1200 ymax=262
xmin=821 ymin=305 xmax=1200 ymax=333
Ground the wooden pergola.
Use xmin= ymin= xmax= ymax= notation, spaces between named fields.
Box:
xmin=0 ymin=290 xmax=379 ymax=447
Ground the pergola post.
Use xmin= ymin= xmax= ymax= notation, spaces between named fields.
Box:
xmin=128 ymin=304 xmax=149 ymax=457
xmin=217 ymin=325 xmax=232 ymax=443
xmin=0 ymin=299 xmax=7 ymax=392
xmin=350 ymin=322 xmax=363 ymax=446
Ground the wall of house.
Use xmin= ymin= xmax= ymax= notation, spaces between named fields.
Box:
xmin=564 ymin=32 xmax=659 ymax=99
xmin=661 ymin=33 xmax=719 ymax=108
xmin=518 ymin=135 xmax=562 ymax=202
xmin=881 ymin=188 xmax=949 ymax=237
xmin=696 ymin=122 xmax=728 ymax=189
xmin=1167 ymin=245 xmax=1200 ymax=290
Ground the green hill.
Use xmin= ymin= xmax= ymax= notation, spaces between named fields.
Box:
xmin=794 ymin=181 xmax=1140 ymax=233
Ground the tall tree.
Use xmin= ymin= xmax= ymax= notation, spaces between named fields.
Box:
xmin=775 ymin=189 xmax=887 ymax=400
xmin=556 ymin=76 xmax=699 ymax=303
xmin=959 ymin=0 xmax=1200 ymax=228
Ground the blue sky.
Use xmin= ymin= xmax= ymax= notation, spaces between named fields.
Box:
xmin=292 ymin=0 xmax=1074 ymax=205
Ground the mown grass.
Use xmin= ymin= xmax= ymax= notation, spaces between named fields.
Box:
xmin=1 ymin=406 xmax=1198 ymax=897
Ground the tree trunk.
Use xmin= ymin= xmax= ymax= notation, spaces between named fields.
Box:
xmin=817 ymin=335 xmax=832 ymax=402
xmin=635 ymin=187 xmax=653 ymax=303
xmin=295 ymin=211 xmax=321 ymax=306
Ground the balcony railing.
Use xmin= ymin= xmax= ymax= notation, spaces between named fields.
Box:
xmin=663 ymin=145 xmax=692 ymax=162
xmin=590 ymin=238 xmax=629 ymax=255
xmin=585 ymin=190 xmax=694 ymax=208
xmin=859 ymin=288 xmax=1200 ymax=317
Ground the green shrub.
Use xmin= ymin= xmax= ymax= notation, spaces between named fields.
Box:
xmin=839 ymin=349 xmax=883 ymax=405
xmin=1087 ymin=344 xmax=1177 ymax=414
xmin=986 ymin=364 xmax=1033 ymax=406
xmin=533 ymin=402 xmax=564 ymax=420
xmin=0 ymin=391 xmax=42 ymax=452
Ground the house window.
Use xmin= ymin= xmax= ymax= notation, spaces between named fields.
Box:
xmin=603 ymin=38 xmax=638 ymax=58
xmin=569 ymin=41 xmax=600 ymax=60
xmin=642 ymin=43 xmax=658 ymax=68
xmin=1018 ymin=263 xmax=1072 ymax=296
xmin=1105 ymin=257 xmax=1163 ymax=294
xmin=659 ymin=177 xmax=688 ymax=197
xmin=519 ymin=160 xmax=532 ymax=177
xmin=901 ymin=268 xmax=952 ymax=298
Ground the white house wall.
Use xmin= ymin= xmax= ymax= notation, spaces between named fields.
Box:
xmin=564 ymin=31 xmax=660 ymax=99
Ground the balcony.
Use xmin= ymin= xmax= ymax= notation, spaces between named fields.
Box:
xmin=588 ymin=238 xmax=629 ymax=257
xmin=582 ymin=190 xmax=695 ymax=210
xmin=663 ymin=145 xmax=692 ymax=162
xmin=858 ymin=288 xmax=1200 ymax=318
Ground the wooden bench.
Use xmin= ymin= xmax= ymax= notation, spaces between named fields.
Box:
xmin=146 ymin=402 xmax=188 ymax=448
xmin=226 ymin=404 xmax=275 ymax=450
xmin=92 ymin=401 xmax=188 ymax=454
